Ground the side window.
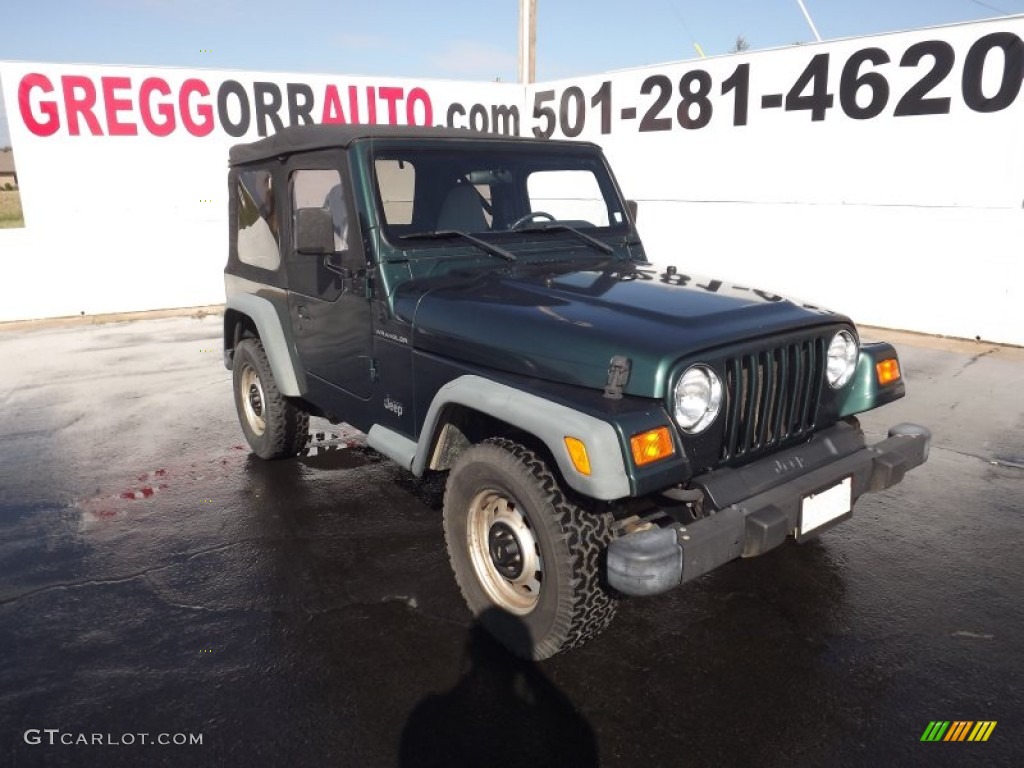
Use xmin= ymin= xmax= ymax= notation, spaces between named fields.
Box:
xmin=526 ymin=170 xmax=612 ymax=227
xmin=375 ymin=159 xmax=415 ymax=227
xmin=292 ymin=169 xmax=347 ymax=252
xmin=288 ymin=168 xmax=353 ymax=298
xmin=237 ymin=170 xmax=280 ymax=269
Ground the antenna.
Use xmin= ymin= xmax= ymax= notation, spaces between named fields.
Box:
xmin=795 ymin=0 xmax=823 ymax=42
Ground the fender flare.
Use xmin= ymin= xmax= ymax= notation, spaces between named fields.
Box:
xmin=413 ymin=375 xmax=632 ymax=501
xmin=225 ymin=294 xmax=303 ymax=397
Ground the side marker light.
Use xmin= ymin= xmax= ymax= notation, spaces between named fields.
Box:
xmin=564 ymin=437 xmax=592 ymax=476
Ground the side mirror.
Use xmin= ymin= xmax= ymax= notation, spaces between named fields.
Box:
xmin=626 ymin=200 xmax=639 ymax=223
xmin=295 ymin=207 xmax=335 ymax=255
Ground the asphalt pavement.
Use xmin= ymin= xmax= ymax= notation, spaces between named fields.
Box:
xmin=0 ymin=313 xmax=1021 ymax=767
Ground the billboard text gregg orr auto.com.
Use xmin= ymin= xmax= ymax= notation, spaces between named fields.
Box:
xmin=15 ymin=73 xmax=522 ymax=138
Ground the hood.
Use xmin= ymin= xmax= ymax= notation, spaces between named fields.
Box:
xmin=394 ymin=264 xmax=847 ymax=398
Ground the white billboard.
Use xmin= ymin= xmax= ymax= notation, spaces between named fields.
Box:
xmin=0 ymin=64 xmax=524 ymax=321
xmin=522 ymin=18 xmax=1024 ymax=345
xmin=1 ymin=16 xmax=1021 ymax=344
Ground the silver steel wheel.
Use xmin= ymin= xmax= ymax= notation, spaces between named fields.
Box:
xmin=239 ymin=363 xmax=266 ymax=436
xmin=466 ymin=489 xmax=542 ymax=615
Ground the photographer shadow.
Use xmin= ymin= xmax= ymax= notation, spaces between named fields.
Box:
xmin=399 ymin=608 xmax=599 ymax=768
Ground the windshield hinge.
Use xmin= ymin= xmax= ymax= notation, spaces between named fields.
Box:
xmin=604 ymin=356 xmax=631 ymax=400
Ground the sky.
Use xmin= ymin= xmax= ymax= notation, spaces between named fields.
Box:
xmin=2 ymin=0 xmax=1023 ymax=146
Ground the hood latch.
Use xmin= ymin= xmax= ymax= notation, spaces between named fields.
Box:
xmin=604 ymin=356 xmax=631 ymax=400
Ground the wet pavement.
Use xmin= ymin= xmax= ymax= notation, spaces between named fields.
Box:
xmin=0 ymin=314 xmax=1021 ymax=767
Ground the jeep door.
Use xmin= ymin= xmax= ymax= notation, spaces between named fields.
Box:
xmin=283 ymin=151 xmax=374 ymax=401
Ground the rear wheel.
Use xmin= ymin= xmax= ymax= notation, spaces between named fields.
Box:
xmin=232 ymin=338 xmax=309 ymax=459
xmin=443 ymin=438 xmax=617 ymax=659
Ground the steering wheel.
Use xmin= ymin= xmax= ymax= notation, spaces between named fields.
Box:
xmin=509 ymin=211 xmax=556 ymax=230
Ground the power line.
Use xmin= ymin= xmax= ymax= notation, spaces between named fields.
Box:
xmin=662 ymin=1 xmax=707 ymax=58
xmin=795 ymin=0 xmax=823 ymax=41
xmin=970 ymin=0 xmax=1010 ymax=14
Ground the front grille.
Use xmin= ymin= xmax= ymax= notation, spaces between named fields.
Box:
xmin=720 ymin=336 xmax=827 ymax=462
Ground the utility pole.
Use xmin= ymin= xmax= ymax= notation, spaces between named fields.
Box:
xmin=519 ymin=0 xmax=537 ymax=83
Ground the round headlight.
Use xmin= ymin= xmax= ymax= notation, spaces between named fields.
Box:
xmin=827 ymin=330 xmax=858 ymax=388
xmin=673 ymin=365 xmax=723 ymax=434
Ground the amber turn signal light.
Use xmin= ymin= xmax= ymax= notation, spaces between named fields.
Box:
xmin=876 ymin=358 xmax=901 ymax=386
xmin=564 ymin=437 xmax=592 ymax=476
xmin=630 ymin=427 xmax=675 ymax=466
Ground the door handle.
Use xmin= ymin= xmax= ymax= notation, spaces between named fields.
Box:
xmin=297 ymin=305 xmax=309 ymax=320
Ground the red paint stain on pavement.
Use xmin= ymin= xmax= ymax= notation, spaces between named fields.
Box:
xmin=77 ymin=449 xmax=247 ymax=528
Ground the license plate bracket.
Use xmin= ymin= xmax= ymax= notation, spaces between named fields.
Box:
xmin=799 ymin=476 xmax=852 ymax=537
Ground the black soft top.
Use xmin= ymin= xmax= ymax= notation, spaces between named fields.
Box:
xmin=228 ymin=124 xmax=595 ymax=166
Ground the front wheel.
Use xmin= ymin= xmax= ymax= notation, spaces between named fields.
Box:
xmin=443 ymin=438 xmax=617 ymax=659
xmin=232 ymin=338 xmax=309 ymax=459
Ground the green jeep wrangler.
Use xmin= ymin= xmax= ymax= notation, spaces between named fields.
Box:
xmin=223 ymin=124 xmax=930 ymax=659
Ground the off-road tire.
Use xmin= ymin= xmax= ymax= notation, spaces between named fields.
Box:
xmin=232 ymin=338 xmax=309 ymax=459
xmin=443 ymin=438 xmax=617 ymax=660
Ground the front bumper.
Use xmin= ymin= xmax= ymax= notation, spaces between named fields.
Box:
xmin=607 ymin=422 xmax=931 ymax=597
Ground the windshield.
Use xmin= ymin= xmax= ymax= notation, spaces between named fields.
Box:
xmin=371 ymin=143 xmax=630 ymax=247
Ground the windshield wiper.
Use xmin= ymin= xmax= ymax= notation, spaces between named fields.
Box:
xmin=399 ymin=230 xmax=517 ymax=262
xmin=515 ymin=223 xmax=615 ymax=255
